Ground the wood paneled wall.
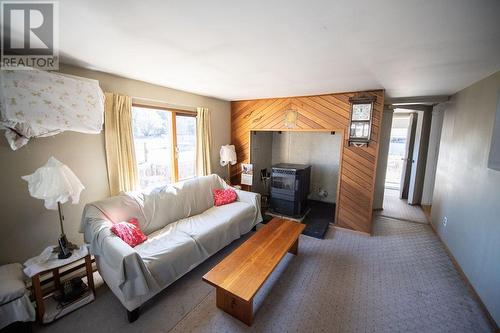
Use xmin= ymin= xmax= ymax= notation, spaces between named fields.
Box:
xmin=231 ymin=90 xmax=384 ymax=234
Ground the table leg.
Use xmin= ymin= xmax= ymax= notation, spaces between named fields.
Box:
xmin=84 ymin=255 xmax=95 ymax=294
xmin=216 ymin=288 xmax=253 ymax=326
xmin=289 ymin=238 xmax=299 ymax=255
xmin=32 ymin=275 xmax=44 ymax=323
xmin=53 ymin=268 xmax=61 ymax=290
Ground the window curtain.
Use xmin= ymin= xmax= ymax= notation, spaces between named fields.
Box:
xmin=196 ymin=107 xmax=212 ymax=176
xmin=104 ymin=92 xmax=138 ymax=195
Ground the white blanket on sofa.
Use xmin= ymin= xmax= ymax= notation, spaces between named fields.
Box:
xmin=80 ymin=175 xmax=262 ymax=302
xmin=138 ymin=201 xmax=256 ymax=286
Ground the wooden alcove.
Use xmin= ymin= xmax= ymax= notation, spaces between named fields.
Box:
xmin=230 ymin=90 xmax=384 ymax=234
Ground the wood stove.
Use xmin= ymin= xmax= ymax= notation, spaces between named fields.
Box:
xmin=270 ymin=163 xmax=311 ymax=217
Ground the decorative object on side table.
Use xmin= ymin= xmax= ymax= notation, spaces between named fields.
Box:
xmin=240 ymin=163 xmax=253 ymax=190
xmin=22 ymin=157 xmax=84 ymax=259
xmin=220 ymin=144 xmax=237 ymax=184
xmin=23 ymin=246 xmax=95 ymax=324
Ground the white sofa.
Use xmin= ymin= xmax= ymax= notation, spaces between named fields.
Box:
xmin=80 ymin=175 xmax=262 ymax=321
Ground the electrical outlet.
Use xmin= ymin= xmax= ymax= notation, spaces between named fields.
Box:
xmin=443 ymin=216 xmax=448 ymax=227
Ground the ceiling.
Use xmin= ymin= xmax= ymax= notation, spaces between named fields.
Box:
xmin=56 ymin=0 xmax=500 ymax=101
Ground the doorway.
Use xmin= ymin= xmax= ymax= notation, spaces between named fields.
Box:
xmin=385 ymin=115 xmax=412 ymax=191
xmin=380 ymin=111 xmax=428 ymax=223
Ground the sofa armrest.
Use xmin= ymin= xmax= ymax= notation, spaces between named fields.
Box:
xmin=99 ymin=234 xmax=157 ymax=298
xmin=235 ymin=189 xmax=263 ymax=225
xmin=100 ymin=232 xmax=137 ymax=271
xmin=235 ymin=189 xmax=260 ymax=204
xmin=81 ymin=207 xmax=158 ymax=299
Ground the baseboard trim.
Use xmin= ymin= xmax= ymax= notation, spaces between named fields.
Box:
xmin=428 ymin=221 xmax=500 ymax=332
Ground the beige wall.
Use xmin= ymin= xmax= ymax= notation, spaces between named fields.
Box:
xmin=0 ymin=64 xmax=231 ymax=264
xmin=271 ymin=131 xmax=342 ymax=204
xmin=432 ymin=70 xmax=500 ymax=325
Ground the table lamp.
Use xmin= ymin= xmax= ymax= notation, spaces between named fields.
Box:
xmin=22 ymin=157 xmax=85 ymax=259
xmin=220 ymin=145 xmax=237 ymax=184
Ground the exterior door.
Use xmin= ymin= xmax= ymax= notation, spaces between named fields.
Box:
xmin=400 ymin=113 xmax=417 ymax=199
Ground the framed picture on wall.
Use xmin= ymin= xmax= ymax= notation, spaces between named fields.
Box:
xmin=487 ymin=92 xmax=500 ymax=171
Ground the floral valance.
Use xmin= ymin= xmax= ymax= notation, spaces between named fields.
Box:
xmin=0 ymin=68 xmax=104 ymax=150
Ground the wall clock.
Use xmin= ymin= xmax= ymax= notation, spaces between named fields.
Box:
xmin=348 ymin=96 xmax=376 ymax=146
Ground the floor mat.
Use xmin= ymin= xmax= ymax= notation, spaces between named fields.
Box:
xmin=302 ymin=200 xmax=335 ymax=239
xmin=263 ymin=200 xmax=334 ymax=239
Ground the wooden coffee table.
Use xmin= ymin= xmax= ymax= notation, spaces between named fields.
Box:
xmin=202 ymin=218 xmax=305 ymax=325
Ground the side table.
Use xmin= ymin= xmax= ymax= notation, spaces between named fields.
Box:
xmin=24 ymin=246 xmax=95 ymax=324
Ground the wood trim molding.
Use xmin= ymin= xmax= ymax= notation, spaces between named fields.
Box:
xmin=428 ymin=221 xmax=500 ymax=331
xmin=131 ymin=104 xmax=197 ymax=183
xmin=231 ymin=90 xmax=384 ymax=234
xmin=132 ymin=103 xmax=197 ymax=116
xmin=385 ymin=95 xmax=450 ymax=105
xmin=170 ymin=113 xmax=179 ymax=181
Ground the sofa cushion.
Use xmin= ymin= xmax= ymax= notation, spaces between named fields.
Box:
xmin=0 ymin=263 xmax=26 ymax=306
xmin=134 ymin=228 xmax=205 ymax=286
xmin=171 ymin=174 xmax=227 ymax=216
xmin=134 ymin=201 xmax=255 ymax=285
xmin=140 ymin=175 xmax=227 ymax=235
xmin=170 ymin=202 xmax=256 ymax=254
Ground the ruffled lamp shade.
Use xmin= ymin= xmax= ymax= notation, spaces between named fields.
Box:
xmin=22 ymin=157 xmax=84 ymax=210
xmin=22 ymin=157 xmax=84 ymax=259
xmin=220 ymin=145 xmax=237 ymax=184
xmin=220 ymin=145 xmax=237 ymax=166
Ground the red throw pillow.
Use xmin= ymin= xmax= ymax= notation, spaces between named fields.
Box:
xmin=110 ymin=218 xmax=147 ymax=247
xmin=213 ymin=188 xmax=238 ymax=206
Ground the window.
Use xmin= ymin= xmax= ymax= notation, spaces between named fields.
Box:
xmin=132 ymin=105 xmax=196 ymax=191
xmin=175 ymin=114 xmax=196 ymax=180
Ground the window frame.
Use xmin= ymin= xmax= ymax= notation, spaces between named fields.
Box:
xmin=132 ymin=103 xmax=197 ymax=187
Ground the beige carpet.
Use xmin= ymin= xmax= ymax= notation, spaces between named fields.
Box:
xmin=378 ymin=188 xmax=428 ymax=224
xmin=36 ymin=217 xmax=493 ymax=333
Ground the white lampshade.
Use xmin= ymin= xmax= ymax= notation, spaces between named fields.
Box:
xmin=220 ymin=145 xmax=237 ymax=166
xmin=22 ymin=157 xmax=85 ymax=210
